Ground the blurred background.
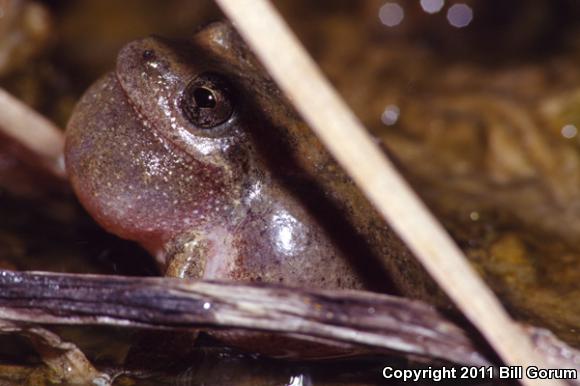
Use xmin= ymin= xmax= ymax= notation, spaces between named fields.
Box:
xmin=0 ymin=1 xmax=579 ymax=384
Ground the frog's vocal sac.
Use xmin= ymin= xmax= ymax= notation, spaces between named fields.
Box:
xmin=66 ymin=22 xmax=438 ymax=313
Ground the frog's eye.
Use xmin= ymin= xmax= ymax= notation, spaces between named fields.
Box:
xmin=180 ymin=73 xmax=234 ymax=129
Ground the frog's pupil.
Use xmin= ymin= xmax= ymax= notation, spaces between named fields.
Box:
xmin=194 ymin=87 xmax=216 ymax=108
xmin=180 ymin=72 xmax=234 ymax=130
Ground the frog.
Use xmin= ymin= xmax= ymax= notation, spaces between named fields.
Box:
xmin=64 ymin=22 xmax=441 ymax=357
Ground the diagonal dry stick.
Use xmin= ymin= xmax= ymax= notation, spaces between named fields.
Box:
xmin=213 ymin=1 xmax=562 ymax=385
xmin=0 ymin=88 xmax=66 ymax=178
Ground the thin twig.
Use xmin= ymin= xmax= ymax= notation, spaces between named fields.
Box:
xmin=0 ymin=87 xmax=65 ymax=178
xmin=0 ymin=320 xmax=110 ymax=385
xmin=0 ymin=270 xmax=490 ymax=367
xmin=213 ymin=1 xmax=561 ymax=385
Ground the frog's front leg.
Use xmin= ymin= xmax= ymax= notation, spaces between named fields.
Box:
xmin=163 ymin=228 xmax=371 ymax=360
xmin=164 ymin=228 xmax=237 ymax=280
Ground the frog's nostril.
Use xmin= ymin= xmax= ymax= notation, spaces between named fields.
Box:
xmin=142 ymin=50 xmax=155 ymax=61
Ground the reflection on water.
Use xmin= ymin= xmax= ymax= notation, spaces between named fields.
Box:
xmin=446 ymin=3 xmax=473 ymax=28
xmin=127 ymin=345 xmax=405 ymax=386
xmin=420 ymin=0 xmax=445 ymax=14
xmin=378 ymin=2 xmax=404 ymax=27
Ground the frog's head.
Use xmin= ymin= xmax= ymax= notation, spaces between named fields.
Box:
xmin=66 ymin=22 xmax=288 ymax=252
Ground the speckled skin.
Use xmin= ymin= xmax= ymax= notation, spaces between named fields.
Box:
xmin=65 ymin=23 xmax=441 ymax=353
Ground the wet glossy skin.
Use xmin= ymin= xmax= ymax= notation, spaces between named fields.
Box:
xmin=65 ymin=22 xmax=439 ymax=356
